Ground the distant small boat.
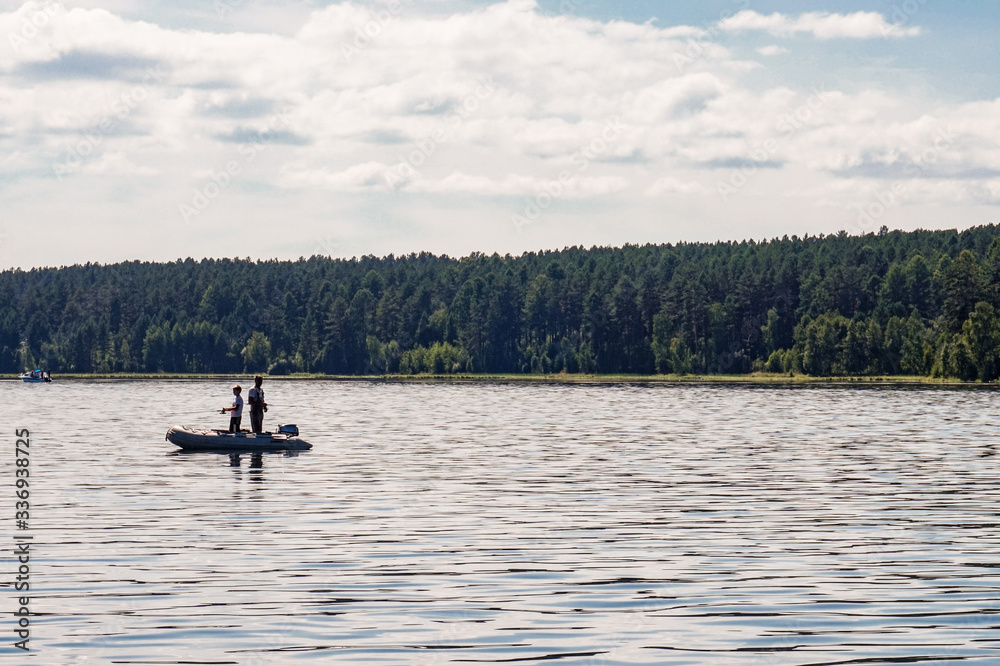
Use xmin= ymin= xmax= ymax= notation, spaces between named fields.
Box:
xmin=19 ymin=370 xmax=52 ymax=383
xmin=166 ymin=424 xmax=311 ymax=452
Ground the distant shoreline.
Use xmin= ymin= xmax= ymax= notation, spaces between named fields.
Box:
xmin=2 ymin=373 xmax=988 ymax=387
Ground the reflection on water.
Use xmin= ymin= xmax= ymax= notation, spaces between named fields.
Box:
xmin=226 ymin=451 xmax=265 ymax=469
xmin=4 ymin=380 xmax=1000 ymax=664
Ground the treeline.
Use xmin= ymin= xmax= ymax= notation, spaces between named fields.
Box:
xmin=5 ymin=225 xmax=1000 ymax=380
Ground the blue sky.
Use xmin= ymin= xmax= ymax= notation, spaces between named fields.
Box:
xmin=1 ymin=0 xmax=999 ymax=268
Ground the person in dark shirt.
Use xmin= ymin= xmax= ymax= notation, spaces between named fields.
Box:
xmin=247 ymin=375 xmax=268 ymax=434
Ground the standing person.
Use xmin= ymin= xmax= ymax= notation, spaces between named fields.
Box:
xmin=248 ymin=375 xmax=268 ymax=434
xmin=222 ymin=385 xmax=244 ymax=433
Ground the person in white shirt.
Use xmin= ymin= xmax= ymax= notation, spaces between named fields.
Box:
xmin=248 ymin=375 xmax=268 ymax=434
xmin=222 ymin=385 xmax=244 ymax=432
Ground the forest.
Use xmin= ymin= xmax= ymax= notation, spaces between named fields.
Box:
xmin=4 ymin=224 xmax=1000 ymax=380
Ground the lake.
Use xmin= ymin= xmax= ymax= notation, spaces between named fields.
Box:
xmin=4 ymin=380 xmax=1000 ymax=664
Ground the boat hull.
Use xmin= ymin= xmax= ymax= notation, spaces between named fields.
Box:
xmin=166 ymin=425 xmax=312 ymax=452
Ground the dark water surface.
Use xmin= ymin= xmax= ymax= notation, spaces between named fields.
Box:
xmin=3 ymin=380 xmax=1000 ymax=664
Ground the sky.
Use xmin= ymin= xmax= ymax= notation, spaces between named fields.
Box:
xmin=1 ymin=0 xmax=998 ymax=268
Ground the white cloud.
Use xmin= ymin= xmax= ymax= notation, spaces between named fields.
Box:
xmin=756 ymin=45 xmax=788 ymax=56
xmin=410 ymin=172 xmax=542 ymax=196
xmin=718 ymin=10 xmax=921 ymax=39
xmin=278 ymin=162 xmax=391 ymax=191
xmin=0 ymin=1 xmax=997 ymax=267
xmin=645 ymin=176 xmax=708 ymax=196
xmin=405 ymin=172 xmax=630 ymax=197
xmin=76 ymin=151 xmax=158 ymax=176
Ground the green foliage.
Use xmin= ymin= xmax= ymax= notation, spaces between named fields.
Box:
xmin=962 ymin=302 xmax=1000 ymax=382
xmin=900 ymin=309 xmax=929 ymax=375
xmin=668 ymin=337 xmax=694 ymax=374
xmin=940 ymin=250 xmax=984 ymax=328
xmin=142 ymin=325 xmax=169 ymax=372
xmin=267 ymin=356 xmax=297 ymax=376
xmin=17 ymin=341 xmax=35 ymax=373
xmin=6 ymin=225 xmax=1000 ymax=379
xmin=945 ymin=335 xmax=977 ymax=381
xmin=797 ymin=313 xmax=848 ymax=376
xmin=242 ymin=331 xmax=271 ymax=373
xmin=764 ymin=350 xmax=784 ymax=373
xmin=400 ymin=342 xmax=468 ymax=374
xmin=761 ymin=308 xmax=781 ymax=356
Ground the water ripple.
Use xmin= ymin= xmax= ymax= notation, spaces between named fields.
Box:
xmin=3 ymin=381 xmax=1000 ymax=664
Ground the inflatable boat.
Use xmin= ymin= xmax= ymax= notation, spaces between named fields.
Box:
xmin=166 ymin=424 xmax=312 ymax=452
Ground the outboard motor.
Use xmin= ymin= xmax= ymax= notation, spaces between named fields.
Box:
xmin=278 ymin=424 xmax=299 ymax=437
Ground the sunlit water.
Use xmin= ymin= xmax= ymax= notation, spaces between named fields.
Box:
xmin=3 ymin=380 xmax=1000 ymax=664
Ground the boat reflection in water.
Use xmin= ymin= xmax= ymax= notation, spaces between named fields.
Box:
xmin=228 ymin=452 xmax=264 ymax=468
xmin=168 ymin=448 xmax=307 ymax=491
xmin=168 ymin=448 xmax=304 ymax=464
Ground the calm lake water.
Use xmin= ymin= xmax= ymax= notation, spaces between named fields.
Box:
xmin=3 ymin=380 xmax=1000 ymax=664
